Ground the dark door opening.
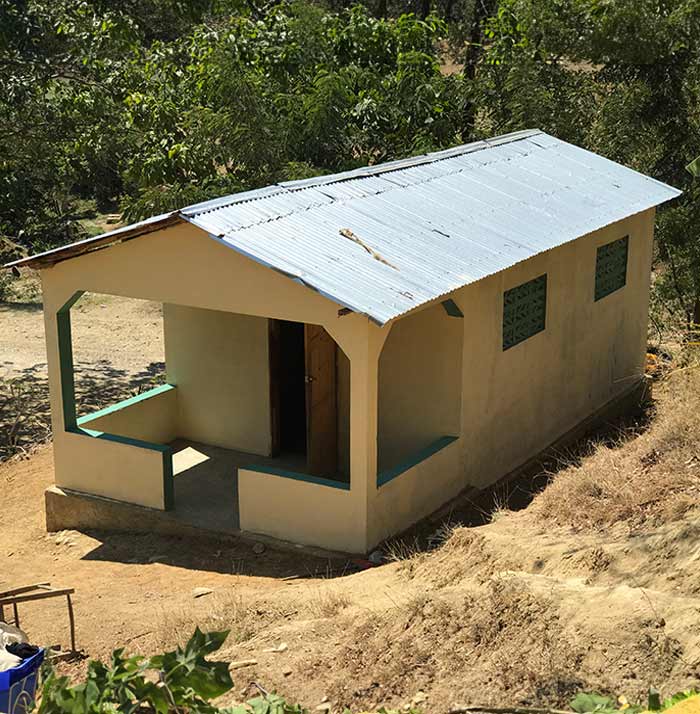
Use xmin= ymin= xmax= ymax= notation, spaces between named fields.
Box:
xmin=271 ymin=320 xmax=307 ymax=455
xmin=269 ymin=319 xmax=339 ymax=476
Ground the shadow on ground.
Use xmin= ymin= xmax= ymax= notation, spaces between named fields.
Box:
xmin=0 ymin=360 xmax=165 ymax=460
xmin=0 ymin=301 xmax=43 ymax=313
xmin=80 ymin=530 xmax=354 ymax=579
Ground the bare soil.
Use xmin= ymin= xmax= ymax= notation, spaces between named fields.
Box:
xmin=1 ymin=275 xmax=699 ymax=712
xmin=0 ymin=273 xmax=166 ymax=459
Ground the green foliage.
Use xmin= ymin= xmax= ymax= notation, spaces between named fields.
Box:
xmin=570 ymin=688 xmax=699 ymax=714
xmin=477 ymin=0 xmax=700 ymax=331
xmin=2 ymin=0 xmax=700 ymax=334
xmin=0 ymin=0 xmax=465 ymax=251
xmin=571 ymin=693 xmax=618 ymax=714
xmin=38 ymin=628 xmax=234 ymax=714
xmin=34 ymin=627 xmax=421 ymax=714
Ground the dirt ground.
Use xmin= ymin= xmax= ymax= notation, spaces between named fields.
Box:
xmin=1 ymin=275 xmax=699 ymax=712
xmin=2 ymin=436 xmax=699 ymax=713
xmin=0 ymin=275 xmax=166 ymax=459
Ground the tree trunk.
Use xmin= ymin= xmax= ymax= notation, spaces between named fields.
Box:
xmin=461 ymin=0 xmax=498 ymax=137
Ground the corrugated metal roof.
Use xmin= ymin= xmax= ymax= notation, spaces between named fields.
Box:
xmin=8 ymin=129 xmax=681 ymax=324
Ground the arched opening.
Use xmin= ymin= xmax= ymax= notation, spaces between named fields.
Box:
xmin=377 ymin=301 xmax=463 ymax=482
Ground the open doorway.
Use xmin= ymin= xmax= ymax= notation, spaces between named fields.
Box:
xmin=277 ymin=320 xmax=307 ymax=455
xmin=269 ymin=320 xmax=341 ymax=477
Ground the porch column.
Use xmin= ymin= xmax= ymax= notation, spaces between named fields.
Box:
xmin=328 ymin=316 xmax=390 ymax=552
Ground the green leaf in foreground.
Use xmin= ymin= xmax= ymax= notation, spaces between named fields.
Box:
xmin=571 ymin=692 xmax=617 ymax=714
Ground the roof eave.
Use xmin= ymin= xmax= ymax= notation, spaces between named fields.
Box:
xmin=3 ymin=211 xmax=183 ymax=270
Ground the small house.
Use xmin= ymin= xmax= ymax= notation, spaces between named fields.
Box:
xmin=7 ymin=130 xmax=681 ymax=553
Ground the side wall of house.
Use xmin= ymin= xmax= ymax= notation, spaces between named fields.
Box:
xmin=366 ymin=208 xmax=655 ymax=548
xmin=456 ymin=208 xmax=655 ymax=489
xmin=163 ymin=304 xmax=271 ymax=455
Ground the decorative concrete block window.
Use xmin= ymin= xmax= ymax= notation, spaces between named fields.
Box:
xmin=502 ymin=274 xmax=547 ymax=351
xmin=595 ymin=236 xmax=629 ymax=301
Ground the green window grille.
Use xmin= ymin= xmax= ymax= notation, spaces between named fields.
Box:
xmin=503 ymin=274 xmax=547 ymax=351
xmin=595 ymin=236 xmax=629 ymax=301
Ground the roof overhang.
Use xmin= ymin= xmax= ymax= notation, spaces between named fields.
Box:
xmin=4 ymin=211 xmax=182 ymax=270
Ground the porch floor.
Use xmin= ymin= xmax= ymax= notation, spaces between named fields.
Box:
xmin=170 ymin=440 xmax=338 ymax=533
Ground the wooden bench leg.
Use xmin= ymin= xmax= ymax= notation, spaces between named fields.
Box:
xmin=66 ymin=594 xmax=76 ymax=652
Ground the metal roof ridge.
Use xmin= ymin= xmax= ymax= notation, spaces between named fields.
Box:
xmin=181 ymin=129 xmax=544 ymax=218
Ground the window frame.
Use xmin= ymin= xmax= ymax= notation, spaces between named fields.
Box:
xmin=595 ymin=235 xmax=629 ymax=302
xmin=502 ymin=273 xmax=548 ymax=351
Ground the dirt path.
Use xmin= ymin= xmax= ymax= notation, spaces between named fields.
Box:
xmin=1 ymin=281 xmax=164 ymax=380
xmin=0 ymin=445 xmax=352 ymax=659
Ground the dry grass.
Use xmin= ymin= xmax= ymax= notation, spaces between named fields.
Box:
xmin=158 ymin=592 xmax=272 ymax=648
xmin=489 ymin=492 xmax=513 ymax=523
xmin=322 ymin=579 xmax=587 ymax=710
xmin=534 ymin=368 xmax=700 ymax=529
xmin=301 ymin=587 xmax=351 ymax=618
xmin=158 ymin=585 xmax=351 ymax=653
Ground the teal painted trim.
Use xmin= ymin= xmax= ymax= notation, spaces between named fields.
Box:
xmin=58 ymin=290 xmax=175 ymax=512
xmin=162 ymin=450 xmax=174 ymax=510
xmin=77 ymin=383 xmax=176 ymax=425
xmin=56 ymin=291 xmax=85 ymax=431
xmin=442 ymin=299 xmax=464 ymax=318
xmin=67 ymin=426 xmax=171 ymax=453
xmin=244 ymin=464 xmax=351 ymax=491
xmin=377 ymin=435 xmax=459 ymax=487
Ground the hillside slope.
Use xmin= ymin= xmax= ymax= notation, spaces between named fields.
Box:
xmin=210 ymin=369 xmax=700 ymax=711
xmin=1 ymin=368 xmax=698 ymax=712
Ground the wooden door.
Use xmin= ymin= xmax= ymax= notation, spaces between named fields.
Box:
xmin=304 ymin=324 xmax=338 ymax=476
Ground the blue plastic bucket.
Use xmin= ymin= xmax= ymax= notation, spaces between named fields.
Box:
xmin=0 ymin=649 xmax=45 ymax=714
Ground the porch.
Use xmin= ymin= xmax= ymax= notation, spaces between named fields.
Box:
xmin=169 ymin=439 xmax=347 ymax=533
xmin=46 ymin=244 xmax=463 ymax=553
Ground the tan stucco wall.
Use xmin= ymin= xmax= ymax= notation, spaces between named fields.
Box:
xmin=163 ymin=304 xmax=270 ymax=454
xmin=364 ymin=209 xmax=655 ymax=549
xmin=78 ymin=387 xmax=178 ymax=444
xmin=369 ymin=438 xmax=461 ymax=547
xmin=238 ymin=469 xmax=363 ymax=552
xmin=337 ymin=348 xmax=351 ymax=478
xmin=377 ymin=301 xmax=463 ymax=472
xmin=454 ymin=209 xmax=655 ymax=489
xmin=55 ymin=430 xmax=167 ymax=509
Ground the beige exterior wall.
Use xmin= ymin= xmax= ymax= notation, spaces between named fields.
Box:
xmin=454 ymin=209 xmax=655 ymax=489
xmin=369 ymin=438 xmax=461 ymax=547
xmin=337 ymin=348 xmax=351 ymax=478
xmin=78 ymin=386 xmax=178 ymax=444
xmin=56 ymin=430 xmax=167 ymax=509
xmin=163 ymin=304 xmax=270 ymax=454
xmin=377 ymin=301 xmax=463 ymax=472
xmin=238 ymin=469 xmax=361 ymax=552
xmin=365 ymin=208 xmax=655 ymax=548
